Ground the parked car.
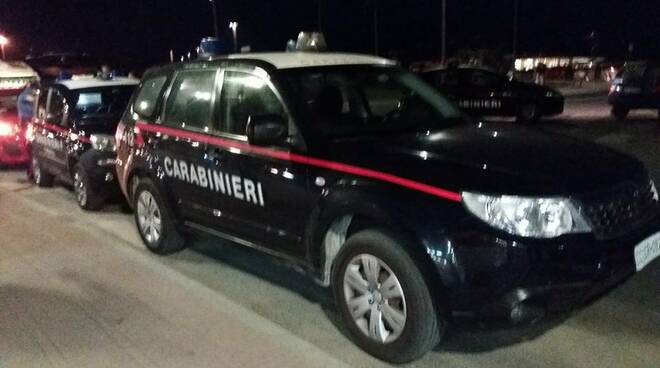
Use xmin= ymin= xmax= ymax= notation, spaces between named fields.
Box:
xmin=422 ymin=66 xmax=564 ymax=122
xmin=608 ymin=61 xmax=660 ymax=120
xmin=116 ymin=52 xmax=659 ymax=363
xmin=0 ymin=99 xmax=29 ymax=165
xmin=27 ymin=76 xmax=138 ymax=210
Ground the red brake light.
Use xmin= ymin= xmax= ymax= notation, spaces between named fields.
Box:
xmin=0 ymin=120 xmax=16 ymax=137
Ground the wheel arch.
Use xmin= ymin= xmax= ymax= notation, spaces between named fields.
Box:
xmin=305 ymin=184 xmax=446 ymax=298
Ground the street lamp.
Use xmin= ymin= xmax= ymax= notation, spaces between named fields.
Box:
xmin=441 ymin=0 xmax=447 ymax=65
xmin=0 ymin=35 xmax=8 ymax=60
xmin=229 ymin=21 xmax=238 ymax=53
xmin=209 ymin=0 xmax=220 ymax=39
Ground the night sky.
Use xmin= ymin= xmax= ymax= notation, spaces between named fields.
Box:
xmin=1 ymin=0 xmax=659 ymax=66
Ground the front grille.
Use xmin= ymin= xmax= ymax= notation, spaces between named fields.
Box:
xmin=579 ymin=180 xmax=659 ymax=240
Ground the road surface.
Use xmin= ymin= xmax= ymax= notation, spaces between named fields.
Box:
xmin=0 ymin=96 xmax=658 ymax=367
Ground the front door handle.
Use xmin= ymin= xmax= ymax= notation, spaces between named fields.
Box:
xmin=207 ymin=147 xmax=227 ymax=162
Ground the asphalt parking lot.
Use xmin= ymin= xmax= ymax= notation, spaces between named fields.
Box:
xmin=1 ymin=96 xmax=659 ymax=368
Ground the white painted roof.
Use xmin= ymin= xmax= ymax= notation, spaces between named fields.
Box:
xmin=224 ymin=52 xmax=396 ymax=70
xmin=0 ymin=61 xmax=38 ymax=79
xmin=56 ymin=77 xmax=139 ymax=90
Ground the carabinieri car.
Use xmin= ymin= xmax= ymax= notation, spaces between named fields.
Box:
xmin=28 ymin=76 xmax=138 ymax=210
xmin=115 ymin=52 xmax=660 ymax=363
xmin=422 ymin=66 xmax=564 ymax=122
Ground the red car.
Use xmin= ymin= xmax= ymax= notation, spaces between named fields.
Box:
xmin=0 ymin=104 xmax=29 ymax=165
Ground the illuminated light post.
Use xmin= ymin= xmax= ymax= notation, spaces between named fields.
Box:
xmin=0 ymin=35 xmax=8 ymax=60
xmin=441 ymin=0 xmax=446 ymax=65
xmin=229 ymin=21 xmax=238 ymax=53
xmin=209 ymin=0 xmax=220 ymax=39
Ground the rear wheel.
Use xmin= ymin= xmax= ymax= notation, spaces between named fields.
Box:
xmin=73 ymin=164 xmax=104 ymax=211
xmin=332 ymin=229 xmax=444 ymax=363
xmin=611 ymin=106 xmax=629 ymax=120
xmin=133 ymin=178 xmax=186 ymax=255
xmin=30 ymin=155 xmax=54 ymax=187
xmin=517 ymin=103 xmax=539 ymax=123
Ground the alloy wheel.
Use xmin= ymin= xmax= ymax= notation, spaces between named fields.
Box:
xmin=32 ymin=157 xmax=41 ymax=184
xmin=136 ymin=191 xmax=162 ymax=244
xmin=73 ymin=171 xmax=87 ymax=207
xmin=343 ymin=254 xmax=407 ymax=344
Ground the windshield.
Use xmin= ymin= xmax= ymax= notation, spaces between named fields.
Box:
xmin=71 ymin=86 xmax=135 ymax=119
xmin=283 ymin=66 xmax=462 ymax=138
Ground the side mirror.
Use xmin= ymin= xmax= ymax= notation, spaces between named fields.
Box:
xmin=246 ymin=114 xmax=288 ymax=147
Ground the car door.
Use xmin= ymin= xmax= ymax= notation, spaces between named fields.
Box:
xmin=34 ymin=86 xmax=69 ymax=176
xmin=208 ymin=67 xmax=311 ymax=256
xmin=464 ymin=69 xmax=505 ymax=116
xmin=157 ymin=68 xmax=220 ymax=226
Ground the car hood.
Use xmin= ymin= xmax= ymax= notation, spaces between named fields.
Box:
xmin=326 ymin=123 xmax=646 ymax=196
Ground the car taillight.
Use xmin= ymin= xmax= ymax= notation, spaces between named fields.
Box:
xmin=0 ymin=120 xmax=17 ymax=137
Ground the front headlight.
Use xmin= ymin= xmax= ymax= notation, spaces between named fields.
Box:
xmin=462 ymin=192 xmax=591 ymax=238
xmin=90 ymin=134 xmax=116 ymax=152
xmin=651 ymin=180 xmax=659 ymax=201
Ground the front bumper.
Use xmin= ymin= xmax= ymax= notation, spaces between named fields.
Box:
xmin=435 ymin=214 xmax=659 ymax=324
xmin=0 ymin=136 xmax=29 ymax=165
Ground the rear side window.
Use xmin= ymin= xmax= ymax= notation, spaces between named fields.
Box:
xmin=430 ymin=70 xmax=459 ymax=87
xmin=35 ymin=88 xmax=48 ymax=120
xmin=163 ymin=70 xmax=216 ymax=131
xmin=218 ymin=70 xmax=286 ymax=136
xmin=134 ymin=75 xmax=167 ymax=119
xmin=46 ymin=88 xmax=66 ymax=126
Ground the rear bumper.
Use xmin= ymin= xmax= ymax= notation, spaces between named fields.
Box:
xmin=608 ymin=93 xmax=660 ymax=109
xmin=539 ymin=97 xmax=565 ymax=116
xmin=0 ymin=137 xmax=29 ymax=165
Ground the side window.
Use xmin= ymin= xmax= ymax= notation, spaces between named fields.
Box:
xmin=134 ymin=75 xmax=168 ymax=119
xmin=469 ymin=70 xmax=501 ymax=88
xmin=435 ymin=70 xmax=459 ymax=87
xmin=35 ymin=88 xmax=48 ymax=120
xmin=46 ymin=88 xmax=66 ymax=126
xmin=163 ymin=70 xmax=216 ymax=131
xmin=218 ymin=70 xmax=286 ymax=136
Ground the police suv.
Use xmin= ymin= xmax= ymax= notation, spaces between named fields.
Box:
xmin=422 ymin=66 xmax=564 ymax=122
xmin=116 ymin=52 xmax=660 ymax=363
xmin=28 ymin=76 xmax=138 ymax=210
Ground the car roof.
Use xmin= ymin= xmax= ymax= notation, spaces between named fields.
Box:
xmin=55 ymin=77 xmax=139 ymax=90
xmin=423 ymin=65 xmax=496 ymax=73
xmin=218 ymin=52 xmax=396 ymax=70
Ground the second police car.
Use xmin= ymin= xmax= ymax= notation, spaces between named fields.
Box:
xmin=28 ymin=76 xmax=138 ymax=210
xmin=422 ymin=66 xmax=564 ymax=122
xmin=115 ymin=52 xmax=660 ymax=363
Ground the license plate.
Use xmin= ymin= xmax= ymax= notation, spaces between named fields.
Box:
xmin=634 ymin=231 xmax=660 ymax=271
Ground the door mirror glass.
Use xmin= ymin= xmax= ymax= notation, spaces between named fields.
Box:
xmin=246 ymin=114 xmax=287 ymax=146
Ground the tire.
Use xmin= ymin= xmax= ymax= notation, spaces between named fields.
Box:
xmin=611 ymin=106 xmax=629 ymax=121
xmin=30 ymin=155 xmax=54 ymax=187
xmin=517 ymin=103 xmax=539 ymax=123
xmin=133 ymin=177 xmax=186 ymax=255
xmin=332 ymin=229 xmax=444 ymax=363
xmin=73 ymin=164 xmax=104 ymax=211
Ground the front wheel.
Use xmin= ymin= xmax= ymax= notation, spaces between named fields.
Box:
xmin=30 ymin=155 xmax=54 ymax=187
xmin=517 ymin=103 xmax=539 ymax=123
xmin=133 ymin=178 xmax=186 ymax=255
xmin=611 ymin=106 xmax=629 ymax=120
xmin=73 ymin=164 xmax=104 ymax=211
xmin=332 ymin=229 xmax=444 ymax=363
